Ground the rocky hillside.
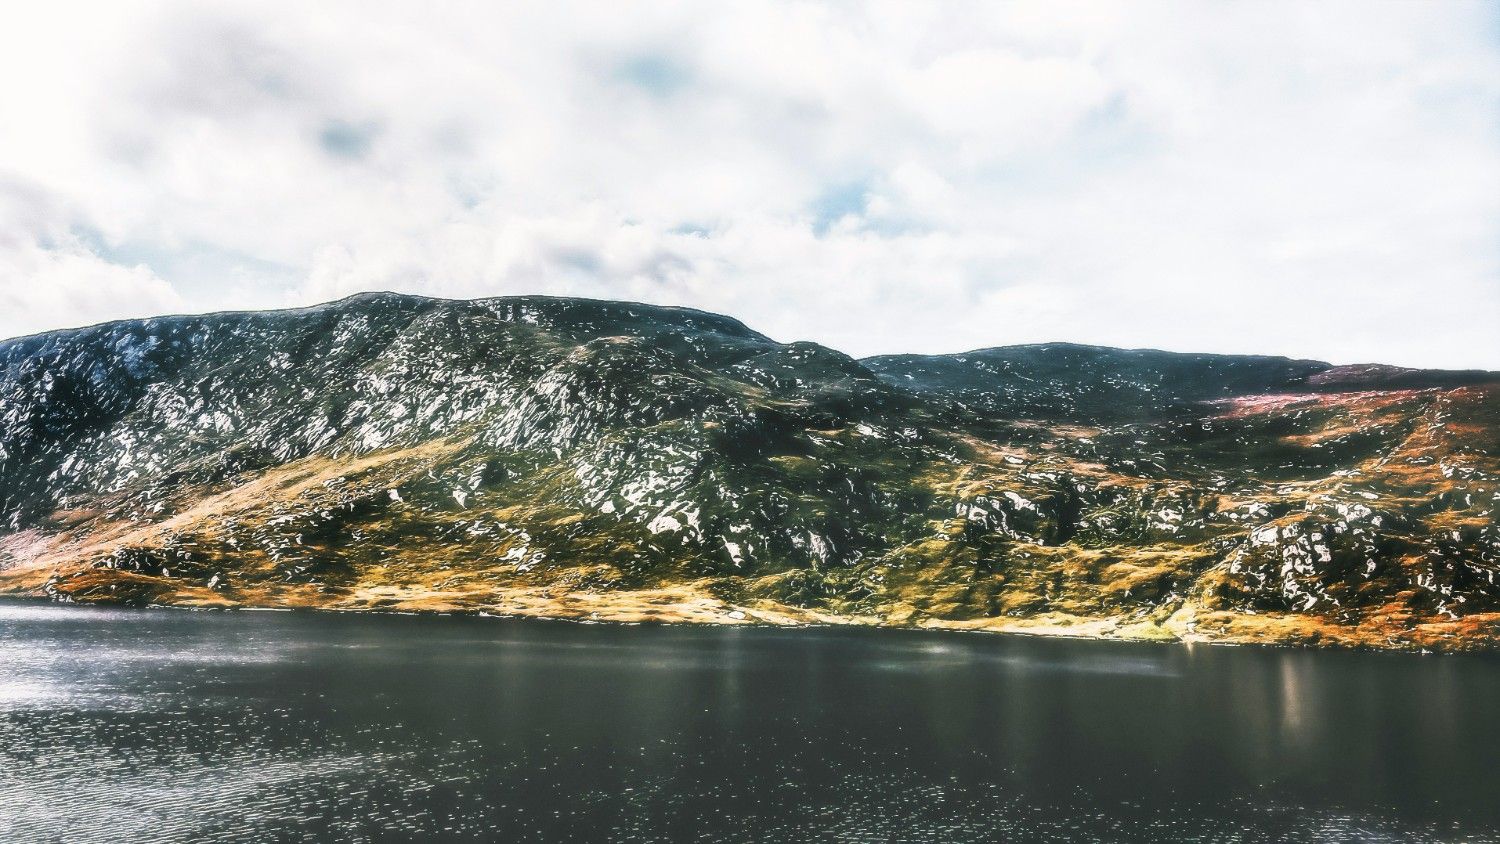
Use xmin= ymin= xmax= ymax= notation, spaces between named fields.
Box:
xmin=1 ymin=293 xmax=1496 ymax=650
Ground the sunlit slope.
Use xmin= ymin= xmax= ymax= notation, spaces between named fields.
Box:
xmin=1 ymin=293 xmax=1495 ymax=649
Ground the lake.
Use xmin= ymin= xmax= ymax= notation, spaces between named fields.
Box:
xmin=1 ymin=601 xmax=1497 ymax=842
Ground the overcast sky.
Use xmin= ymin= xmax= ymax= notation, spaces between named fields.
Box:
xmin=2 ymin=1 xmax=1497 ymax=367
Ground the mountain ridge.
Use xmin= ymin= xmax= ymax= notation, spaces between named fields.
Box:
xmin=0 ymin=291 xmax=774 ymax=347
xmin=2 ymin=292 xmax=1496 ymax=650
xmin=14 ymin=291 xmax=1498 ymax=378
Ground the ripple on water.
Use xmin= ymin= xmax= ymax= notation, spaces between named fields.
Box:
xmin=1 ymin=606 xmax=1497 ymax=842
xmin=2 ymin=707 xmax=1490 ymax=843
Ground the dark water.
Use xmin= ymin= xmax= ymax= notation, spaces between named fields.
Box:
xmin=2 ymin=602 xmax=1498 ymax=843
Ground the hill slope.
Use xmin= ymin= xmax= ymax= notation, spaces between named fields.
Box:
xmin=1 ymin=293 xmax=1497 ymax=649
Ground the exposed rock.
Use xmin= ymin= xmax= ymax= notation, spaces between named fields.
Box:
xmin=1 ymin=293 xmax=1496 ymax=649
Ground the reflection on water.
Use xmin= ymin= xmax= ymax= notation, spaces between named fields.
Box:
xmin=1 ymin=601 xmax=1498 ymax=842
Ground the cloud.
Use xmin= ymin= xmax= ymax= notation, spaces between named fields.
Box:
xmin=0 ymin=246 xmax=183 ymax=340
xmin=0 ymin=0 xmax=1496 ymax=368
xmin=0 ymin=179 xmax=186 ymax=338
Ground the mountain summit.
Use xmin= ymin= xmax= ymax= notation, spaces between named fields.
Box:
xmin=1 ymin=293 xmax=1496 ymax=649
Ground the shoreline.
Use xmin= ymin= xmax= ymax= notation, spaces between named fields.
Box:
xmin=4 ymin=581 xmax=1495 ymax=655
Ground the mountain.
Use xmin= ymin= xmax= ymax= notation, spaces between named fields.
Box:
xmin=1 ymin=293 xmax=1496 ymax=650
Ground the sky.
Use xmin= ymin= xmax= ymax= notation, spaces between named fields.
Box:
xmin=1 ymin=1 xmax=1497 ymax=368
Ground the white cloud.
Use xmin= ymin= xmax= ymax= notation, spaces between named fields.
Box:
xmin=0 ymin=0 xmax=1496 ymax=368
xmin=0 ymin=216 xmax=183 ymax=342
xmin=0 ymin=179 xmax=185 ymax=339
xmin=0 ymin=245 xmax=183 ymax=341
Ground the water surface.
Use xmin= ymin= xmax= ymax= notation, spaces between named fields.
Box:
xmin=1 ymin=601 xmax=1497 ymax=842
